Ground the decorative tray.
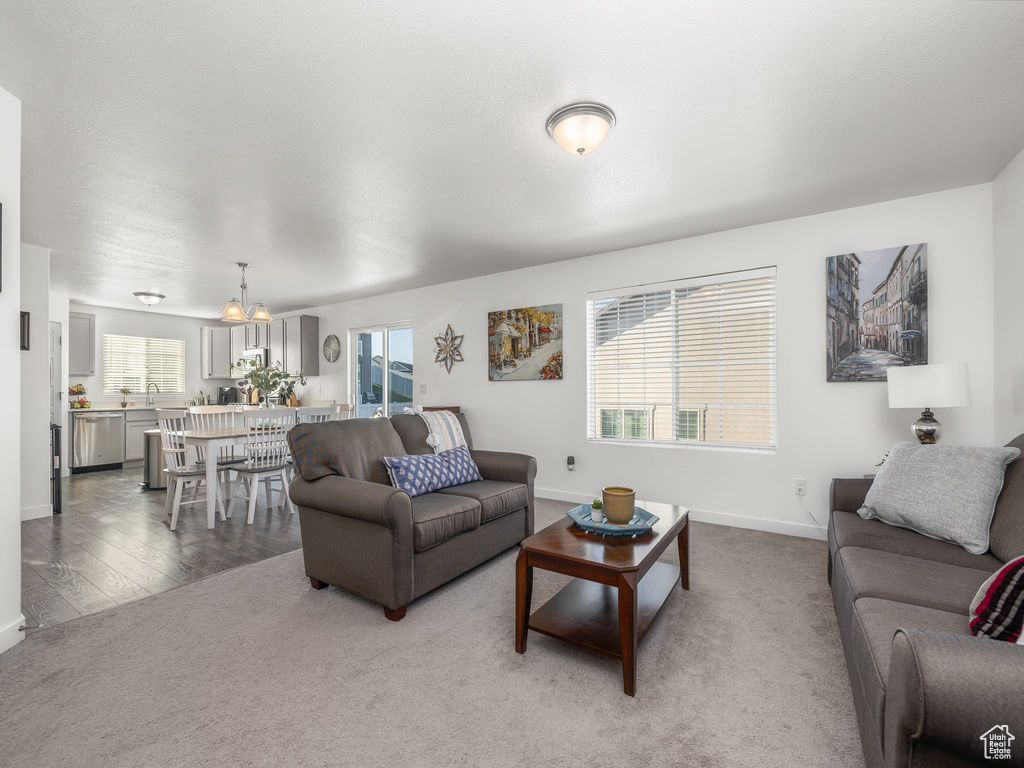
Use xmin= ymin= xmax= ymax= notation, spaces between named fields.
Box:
xmin=566 ymin=504 xmax=660 ymax=536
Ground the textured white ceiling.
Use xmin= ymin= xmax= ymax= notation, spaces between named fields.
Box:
xmin=1 ymin=1 xmax=1023 ymax=317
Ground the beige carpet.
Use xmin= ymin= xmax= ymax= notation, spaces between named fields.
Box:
xmin=0 ymin=500 xmax=863 ymax=767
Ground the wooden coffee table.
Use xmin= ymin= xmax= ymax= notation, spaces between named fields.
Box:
xmin=515 ymin=501 xmax=689 ymax=696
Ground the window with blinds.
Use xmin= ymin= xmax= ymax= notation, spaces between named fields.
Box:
xmin=102 ymin=334 xmax=185 ymax=394
xmin=586 ymin=267 xmax=777 ymax=450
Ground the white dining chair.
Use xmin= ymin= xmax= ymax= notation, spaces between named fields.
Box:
xmin=188 ymin=405 xmax=246 ymax=500
xmin=156 ymin=409 xmax=227 ymax=531
xmin=338 ymin=403 xmax=354 ymax=420
xmin=227 ymin=408 xmax=297 ymax=524
xmin=296 ymin=405 xmax=342 ymax=424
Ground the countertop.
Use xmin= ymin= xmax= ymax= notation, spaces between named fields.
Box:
xmin=68 ymin=404 xmax=190 ymax=413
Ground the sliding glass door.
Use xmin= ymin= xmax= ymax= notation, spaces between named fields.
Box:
xmin=353 ymin=323 xmax=413 ymax=417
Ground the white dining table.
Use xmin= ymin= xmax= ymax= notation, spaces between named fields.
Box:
xmin=180 ymin=426 xmax=250 ymax=528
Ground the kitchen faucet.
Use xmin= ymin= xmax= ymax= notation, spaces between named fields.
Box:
xmin=146 ymin=382 xmax=160 ymax=407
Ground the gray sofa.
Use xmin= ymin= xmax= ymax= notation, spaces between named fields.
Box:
xmin=829 ymin=435 xmax=1024 ymax=768
xmin=288 ymin=412 xmax=536 ymax=621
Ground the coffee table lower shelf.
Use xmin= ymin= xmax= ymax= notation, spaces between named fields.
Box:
xmin=527 ymin=561 xmax=680 ymax=660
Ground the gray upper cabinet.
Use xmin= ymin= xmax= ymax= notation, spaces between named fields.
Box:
xmin=201 ymin=326 xmax=233 ymax=379
xmin=229 ymin=324 xmax=246 ymax=373
xmin=68 ymin=311 xmax=96 ymax=376
xmin=245 ymin=322 xmax=268 ymax=350
xmin=268 ymin=318 xmax=284 ymax=368
xmin=284 ymin=316 xmax=303 ymax=376
xmin=274 ymin=315 xmax=319 ymax=377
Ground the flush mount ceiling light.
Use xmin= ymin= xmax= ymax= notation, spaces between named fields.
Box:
xmin=546 ymin=102 xmax=616 ymax=156
xmin=219 ymin=262 xmax=274 ymax=323
xmin=133 ymin=291 xmax=165 ymax=306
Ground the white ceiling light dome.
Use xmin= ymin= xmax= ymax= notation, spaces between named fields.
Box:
xmin=133 ymin=291 xmax=165 ymax=306
xmin=546 ymin=103 xmax=616 ymax=156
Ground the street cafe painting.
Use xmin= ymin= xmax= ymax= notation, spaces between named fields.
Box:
xmin=488 ymin=304 xmax=563 ymax=381
xmin=826 ymin=243 xmax=928 ymax=382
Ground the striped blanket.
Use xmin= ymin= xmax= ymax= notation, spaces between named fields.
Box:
xmin=407 ymin=407 xmax=467 ymax=453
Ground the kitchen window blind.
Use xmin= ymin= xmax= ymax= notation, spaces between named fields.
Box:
xmin=102 ymin=334 xmax=185 ymax=395
xmin=586 ymin=267 xmax=777 ymax=450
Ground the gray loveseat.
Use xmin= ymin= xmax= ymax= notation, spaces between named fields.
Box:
xmin=288 ymin=412 xmax=536 ymax=621
xmin=829 ymin=435 xmax=1024 ymax=768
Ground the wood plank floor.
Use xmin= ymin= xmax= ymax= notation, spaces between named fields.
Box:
xmin=21 ymin=467 xmax=303 ymax=632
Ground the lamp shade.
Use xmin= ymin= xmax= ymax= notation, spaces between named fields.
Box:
xmin=219 ymin=299 xmax=248 ymax=323
xmin=248 ymin=303 xmax=273 ymax=322
xmin=887 ymin=363 xmax=971 ymax=409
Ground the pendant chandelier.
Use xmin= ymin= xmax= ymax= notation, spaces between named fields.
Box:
xmin=219 ymin=262 xmax=273 ymax=323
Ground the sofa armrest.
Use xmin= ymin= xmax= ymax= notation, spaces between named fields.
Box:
xmin=829 ymin=477 xmax=873 ymax=513
xmin=289 ymin=475 xmax=412 ymax=531
xmin=885 ymin=629 xmax=1024 ymax=767
xmin=470 ymin=450 xmax=538 ymax=487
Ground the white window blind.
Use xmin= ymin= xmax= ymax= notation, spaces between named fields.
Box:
xmin=103 ymin=334 xmax=185 ymax=395
xmin=586 ymin=267 xmax=777 ymax=450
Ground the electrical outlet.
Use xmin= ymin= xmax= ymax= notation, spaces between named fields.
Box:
xmin=794 ymin=478 xmax=807 ymax=497
xmin=567 ymin=456 xmax=576 ymax=471
xmin=419 ymin=384 xmax=427 ymax=394
xmin=316 ymin=385 xmax=322 ymax=394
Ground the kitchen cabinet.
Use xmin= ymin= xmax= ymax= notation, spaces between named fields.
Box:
xmin=200 ymin=326 xmax=233 ymax=379
xmin=284 ymin=316 xmax=304 ymax=376
xmin=269 ymin=315 xmax=320 ymax=377
xmin=124 ymin=409 xmax=158 ymax=462
xmin=268 ymin=319 xmax=284 ymax=368
xmin=230 ymin=325 xmax=247 ymax=374
xmin=245 ymin=322 xmax=268 ymax=350
xmin=69 ymin=311 xmax=96 ymax=376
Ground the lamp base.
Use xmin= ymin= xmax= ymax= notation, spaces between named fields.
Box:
xmin=912 ymin=409 xmax=941 ymax=444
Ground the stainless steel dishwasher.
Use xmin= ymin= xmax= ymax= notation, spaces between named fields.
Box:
xmin=71 ymin=411 xmax=125 ymax=473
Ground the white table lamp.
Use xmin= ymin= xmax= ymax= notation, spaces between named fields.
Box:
xmin=887 ymin=363 xmax=970 ymax=444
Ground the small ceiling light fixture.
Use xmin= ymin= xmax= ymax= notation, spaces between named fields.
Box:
xmin=219 ymin=262 xmax=274 ymax=323
xmin=133 ymin=291 xmax=165 ymax=306
xmin=546 ymin=102 xmax=616 ymax=156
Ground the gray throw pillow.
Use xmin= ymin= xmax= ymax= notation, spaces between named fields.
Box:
xmin=859 ymin=442 xmax=1021 ymax=555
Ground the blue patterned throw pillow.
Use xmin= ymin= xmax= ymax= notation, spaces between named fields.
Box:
xmin=383 ymin=446 xmax=482 ymax=496
xmin=445 ymin=446 xmax=482 ymax=485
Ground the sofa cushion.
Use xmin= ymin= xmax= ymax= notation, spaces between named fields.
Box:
xmin=410 ymin=493 xmax=481 ymax=552
xmin=837 ymin=547 xmax=991 ymax=613
xmin=858 ymin=441 xmax=1020 ymax=555
xmin=436 ymin=480 xmax=529 ymax=524
xmin=991 ymin=433 xmax=1024 ymax=563
xmin=848 ymin=598 xmax=970 ymax=752
xmin=830 ymin=510 xmax=1002 ymax=572
xmin=288 ymin=418 xmax=406 ymax=484
xmin=391 ymin=411 xmax=475 ymax=456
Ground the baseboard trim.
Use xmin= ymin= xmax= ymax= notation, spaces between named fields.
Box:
xmin=0 ymin=614 xmax=26 ymax=655
xmin=535 ymin=487 xmax=827 ymax=541
xmin=21 ymin=503 xmax=53 ymax=522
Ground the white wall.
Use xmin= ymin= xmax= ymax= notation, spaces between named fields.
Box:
xmin=20 ymin=244 xmax=51 ymax=520
xmin=302 ymin=184 xmax=996 ymax=539
xmin=993 ymin=147 xmax=1024 ymax=445
xmin=67 ymin=302 xmax=234 ymax=406
xmin=0 ymin=86 xmax=23 ymax=654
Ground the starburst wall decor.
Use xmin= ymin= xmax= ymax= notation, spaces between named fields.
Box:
xmin=433 ymin=324 xmax=465 ymax=374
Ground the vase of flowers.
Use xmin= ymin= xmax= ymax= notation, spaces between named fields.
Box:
xmin=236 ymin=358 xmax=306 ymax=410
xmin=119 ymin=387 xmax=131 ymax=408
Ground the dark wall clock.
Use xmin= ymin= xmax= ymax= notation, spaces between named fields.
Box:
xmin=323 ymin=334 xmax=341 ymax=363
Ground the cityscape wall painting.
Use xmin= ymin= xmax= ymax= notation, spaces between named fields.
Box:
xmin=488 ymin=304 xmax=563 ymax=381
xmin=826 ymin=243 xmax=927 ymax=382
